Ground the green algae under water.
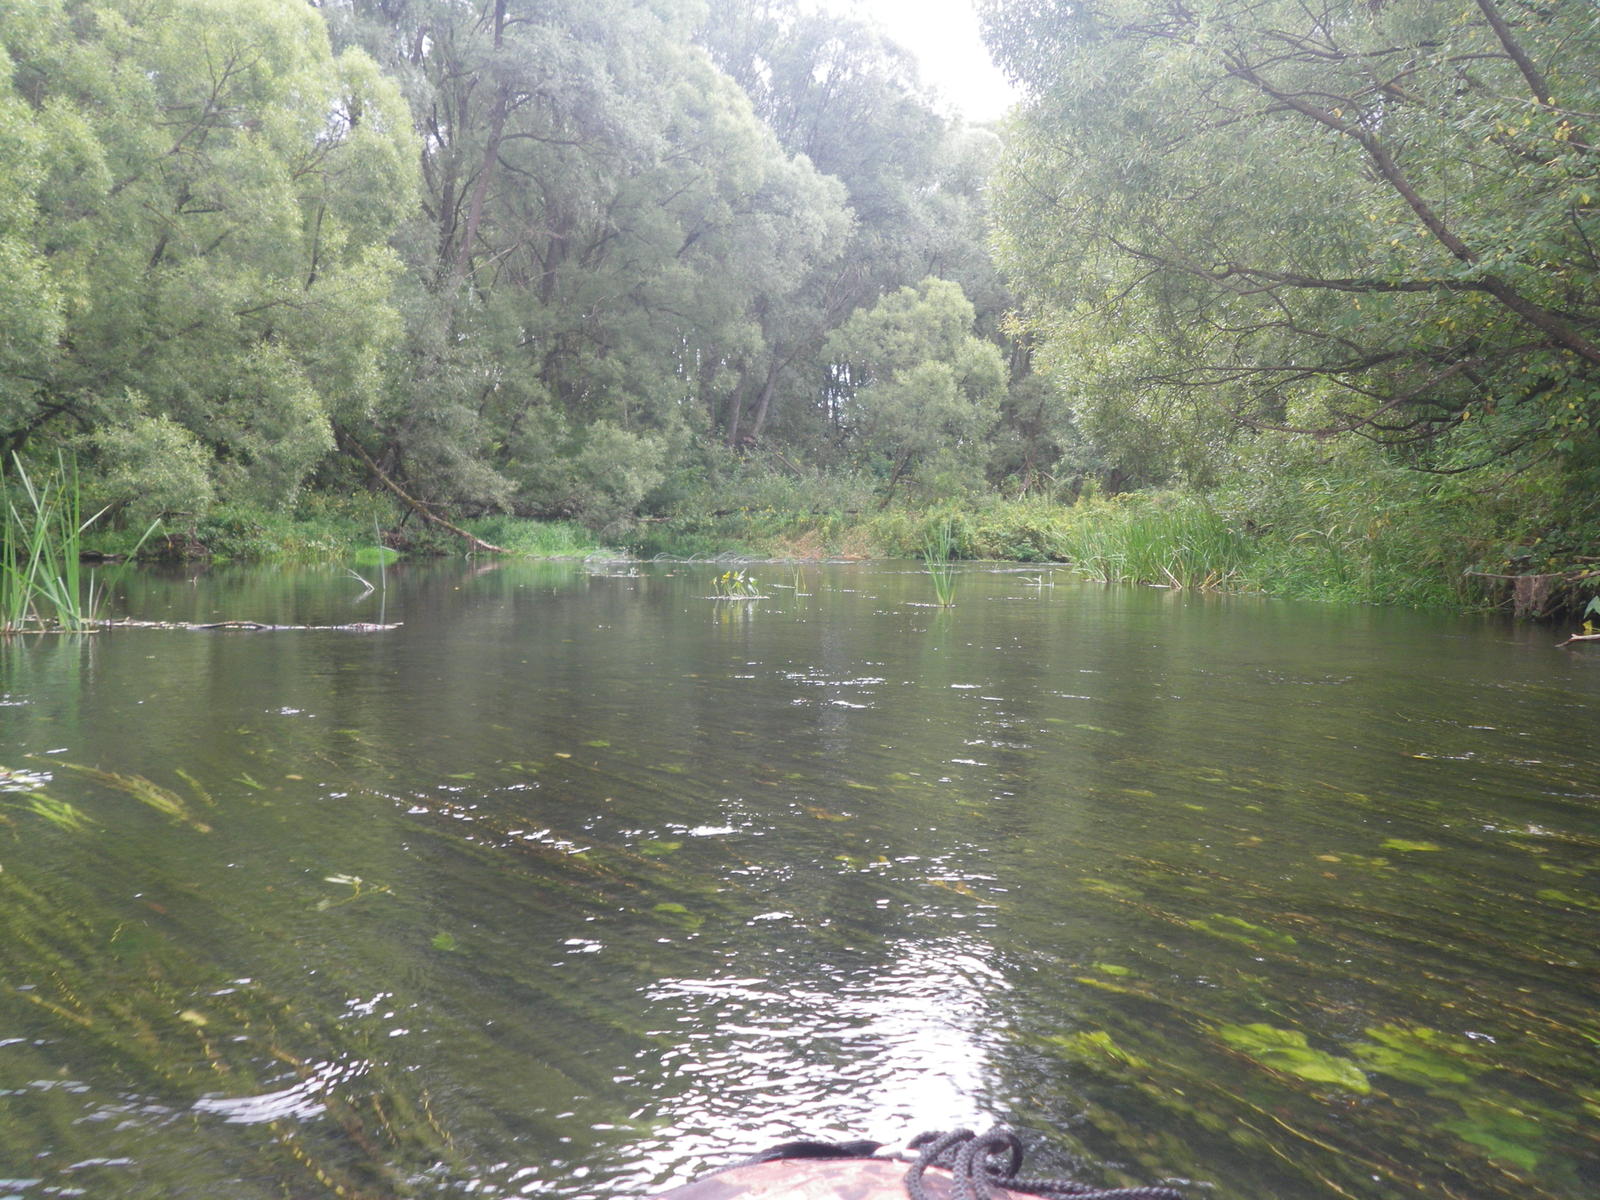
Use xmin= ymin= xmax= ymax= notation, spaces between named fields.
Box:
xmin=1 ymin=561 xmax=1597 ymax=1199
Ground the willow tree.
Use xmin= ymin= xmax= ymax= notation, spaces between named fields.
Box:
xmin=324 ymin=0 xmax=854 ymax=525
xmin=0 ymin=0 xmax=417 ymax=512
xmin=825 ymin=277 xmax=1005 ymax=502
xmin=983 ymin=0 xmax=1600 ymax=488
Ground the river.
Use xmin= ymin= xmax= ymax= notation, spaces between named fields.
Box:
xmin=1 ymin=561 xmax=1596 ymax=1199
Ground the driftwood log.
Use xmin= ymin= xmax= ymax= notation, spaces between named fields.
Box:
xmin=93 ymin=619 xmax=401 ymax=632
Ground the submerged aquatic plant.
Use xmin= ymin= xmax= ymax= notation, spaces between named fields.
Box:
xmin=48 ymin=761 xmax=213 ymax=832
xmin=0 ymin=766 xmax=88 ymax=834
xmin=0 ymin=861 xmax=464 ymax=1196
xmin=923 ymin=519 xmax=958 ymax=607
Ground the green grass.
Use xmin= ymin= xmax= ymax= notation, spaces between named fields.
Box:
xmin=457 ymin=515 xmax=613 ymax=558
xmin=105 ymin=494 xmax=615 ymax=563
xmin=635 ymin=481 xmax=1504 ymax=612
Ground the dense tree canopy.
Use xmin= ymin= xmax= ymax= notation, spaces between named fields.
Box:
xmin=10 ymin=0 xmax=1594 ymax=592
xmin=311 ymin=0 xmax=1022 ymax=525
xmin=0 ymin=0 xmax=1029 ymax=530
xmin=826 ymin=277 xmax=1005 ymax=500
xmin=984 ymin=0 xmax=1600 ymax=489
xmin=0 ymin=0 xmax=417 ymax=514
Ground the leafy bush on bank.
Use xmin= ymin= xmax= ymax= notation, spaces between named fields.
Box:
xmin=638 ymin=447 xmax=1590 ymax=614
xmin=79 ymin=491 xmax=612 ymax=563
xmin=64 ymin=440 xmax=1595 ymax=617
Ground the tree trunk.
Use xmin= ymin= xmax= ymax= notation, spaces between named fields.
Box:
xmin=447 ymin=0 xmax=510 ymax=291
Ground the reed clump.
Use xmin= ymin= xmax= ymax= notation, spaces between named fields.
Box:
xmin=2 ymin=453 xmax=158 ymax=633
xmin=1058 ymin=495 xmax=1249 ymax=591
xmin=923 ymin=518 xmax=959 ymax=606
xmin=4 ymin=455 xmax=101 ymax=632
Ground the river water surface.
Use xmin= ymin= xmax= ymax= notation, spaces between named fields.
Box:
xmin=1 ymin=561 xmax=1596 ymax=1199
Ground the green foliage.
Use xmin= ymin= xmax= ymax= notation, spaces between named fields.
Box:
xmin=709 ymin=569 xmax=762 ymax=599
xmin=456 ymin=516 xmax=609 ymax=560
xmin=3 ymin=0 xmax=1583 ymax=604
xmin=1217 ymin=437 xmax=1505 ymax=607
xmin=1 ymin=0 xmax=417 ymax=499
xmin=192 ymin=503 xmax=355 ymax=562
xmin=514 ymin=420 xmax=673 ymax=536
xmin=352 ymin=545 xmax=398 ymax=569
xmin=826 ymin=277 xmax=1006 ymax=500
xmin=922 ymin=523 xmax=958 ymax=607
xmin=82 ymin=395 xmax=213 ymax=523
xmin=2 ymin=453 xmax=82 ymax=632
xmin=634 ymin=453 xmax=879 ymax=558
xmin=1057 ymin=494 xmax=1249 ymax=591
xmin=986 ymin=0 xmax=1600 ymax=495
xmin=698 ymin=0 xmax=1015 ymax=454
xmin=966 ymin=498 xmax=1074 ymax=562
xmin=0 ymin=10 xmax=64 ymax=440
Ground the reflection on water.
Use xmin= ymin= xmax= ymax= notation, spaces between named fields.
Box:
xmin=1 ymin=561 xmax=1598 ymax=1199
xmin=639 ymin=938 xmax=1000 ymax=1186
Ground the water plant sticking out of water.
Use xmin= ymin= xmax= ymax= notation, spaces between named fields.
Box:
xmin=923 ymin=519 xmax=958 ymax=607
xmin=1 ymin=453 xmax=158 ymax=634
xmin=709 ymin=568 xmax=762 ymax=599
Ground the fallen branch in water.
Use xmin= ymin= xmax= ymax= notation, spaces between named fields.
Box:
xmin=92 ymin=619 xmax=401 ymax=632
xmin=1556 ymin=631 xmax=1600 ymax=647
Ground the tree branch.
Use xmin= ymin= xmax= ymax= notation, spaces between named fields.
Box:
xmin=337 ymin=430 xmax=505 ymax=555
xmin=1222 ymin=54 xmax=1600 ymax=368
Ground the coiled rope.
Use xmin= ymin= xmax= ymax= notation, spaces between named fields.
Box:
xmin=903 ymin=1128 xmax=1185 ymax=1200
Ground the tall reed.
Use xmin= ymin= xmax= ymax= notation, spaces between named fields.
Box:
xmin=923 ymin=518 xmax=958 ymax=606
xmin=2 ymin=453 xmax=153 ymax=633
xmin=1063 ymin=498 xmax=1247 ymax=590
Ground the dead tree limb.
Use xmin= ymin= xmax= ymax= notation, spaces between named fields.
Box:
xmin=337 ymin=432 xmax=505 ymax=554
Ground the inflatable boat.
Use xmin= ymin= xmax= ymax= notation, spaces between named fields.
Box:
xmin=651 ymin=1128 xmax=1185 ymax=1200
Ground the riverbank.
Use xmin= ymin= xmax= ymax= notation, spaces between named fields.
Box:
xmin=78 ymin=487 xmax=1597 ymax=621
xmin=639 ymin=494 xmax=1492 ymax=610
xmin=82 ymin=498 xmax=617 ymax=564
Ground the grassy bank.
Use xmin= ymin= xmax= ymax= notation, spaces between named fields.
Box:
xmin=632 ymin=435 xmax=1600 ymax=617
xmin=57 ymin=454 xmax=1596 ymax=619
xmin=640 ymin=487 xmax=1588 ymax=616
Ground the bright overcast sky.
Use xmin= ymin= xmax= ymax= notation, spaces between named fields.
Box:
xmin=821 ymin=0 xmax=1020 ymax=123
